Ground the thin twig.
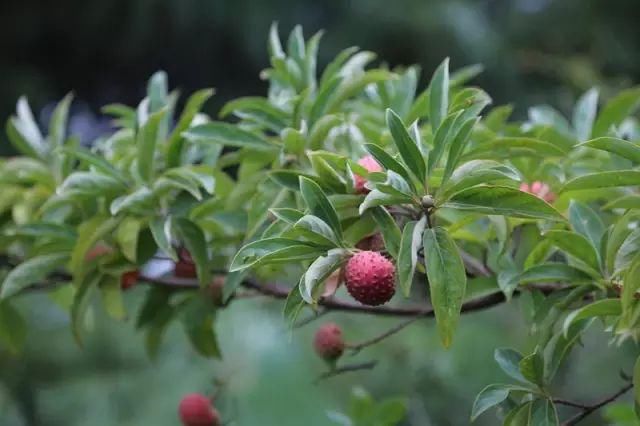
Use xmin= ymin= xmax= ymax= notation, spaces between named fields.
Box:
xmin=559 ymin=382 xmax=633 ymax=426
xmin=459 ymin=249 xmax=493 ymax=277
xmin=347 ymin=315 xmax=423 ymax=354
xmin=292 ymin=309 xmax=330 ymax=329
xmin=314 ymin=360 xmax=378 ymax=383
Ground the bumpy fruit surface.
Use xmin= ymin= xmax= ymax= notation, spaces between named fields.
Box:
xmin=519 ymin=181 xmax=556 ymax=203
xmin=178 ymin=393 xmax=220 ymax=426
xmin=120 ymin=270 xmax=139 ymax=290
xmin=354 ymin=155 xmax=383 ymax=193
xmin=314 ymin=323 xmax=345 ymax=361
xmin=344 ymin=251 xmax=395 ymax=306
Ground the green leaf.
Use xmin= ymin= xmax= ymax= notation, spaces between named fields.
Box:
xmin=463 ymin=137 xmax=566 ymax=160
xmin=230 ymin=238 xmax=321 ymax=272
xmin=137 ymin=108 xmax=167 ymax=182
xmin=606 ymin=211 xmax=640 ymax=274
xmin=359 ymin=189 xmax=413 ymax=215
xmin=59 ymin=171 xmax=126 ymax=197
xmin=386 ymin=109 xmax=426 ymax=181
xmin=292 ymin=215 xmax=341 ymax=247
xmin=116 ymin=218 xmax=141 ymax=263
xmin=180 ymin=296 xmax=220 ymax=358
xmin=184 ymin=122 xmax=277 ymax=151
xmin=7 ymin=97 xmax=46 ymax=158
xmin=442 ymin=117 xmax=479 ymax=184
xmin=147 ymin=70 xmax=168 ymax=113
xmin=397 ymin=217 xmax=427 ymax=297
xmin=543 ymin=230 xmax=600 ymax=272
xmin=530 ymin=399 xmax=559 ymax=426
xmin=48 ymin=93 xmax=73 ymax=148
xmin=269 ymin=170 xmax=322 ymax=191
xmin=301 ymin=249 xmax=349 ymax=303
xmin=100 ymin=275 xmax=126 ymax=321
xmin=423 ymin=227 xmax=467 ymax=348
xmin=543 ymin=319 xmax=593 ymax=382
xmin=299 ymin=176 xmax=342 ymax=239
xmin=71 ymin=274 xmax=101 ymax=344
xmin=270 ymin=208 xmax=305 ymax=224
xmin=173 ymin=218 xmax=210 ymax=286
xmin=429 ymin=58 xmax=450 ymax=130
xmin=443 ymin=185 xmax=564 ymax=221
xmin=494 ymin=348 xmax=527 ymax=383
xmin=450 ymin=63 xmax=484 ymax=87
xmin=579 ymin=137 xmax=640 ymax=163
xmin=563 ymin=299 xmax=622 ymax=336
xmin=364 ymin=143 xmax=416 ymax=192
xmin=437 ymin=160 xmax=519 ymax=202
xmin=370 ymin=207 xmax=403 ymax=259
xmin=166 ymin=88 xmax=215 ymax=167
xmin=471 ymin=384 xmax=521 ymax=422
xmin=110 ymin=187 xmax=155 ymax=215
xmin=561 ymin=171 xmax=640 ymax=192
xmin=220 ymin=96 xmax=287 ymax=131
xmin=428 ymin=110 xmax=463 ymax=175
xmin=519 ymin=350 xmax=545 ymax=386
xmin=622 ymin=254 xmax=640 ymax=315
xmin=70 ymin=216 xmax=120 ymax=278
xmin=0 ymin=301 xmax=27 ymax=354
xmin=517 ymin=263 xmax=592 ymax=284
xmin=60 ymin=146 xmax=126 ymax=184
xmin=283 ymin=282 xmax=306 ymax=326
xmin=149 ymin=218 xmax=176 ymax=260
xmin=603 ymin=194 xmax=640 ymax=210
xmin=592 ymin=87 xmax=640 ymax=138
xmin=573 ymin=88 xmax=599 ymax=141
xmin=568 ymin=200 xmax=604 ymax=250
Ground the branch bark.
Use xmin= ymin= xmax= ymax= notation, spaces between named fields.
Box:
xmin=558 ymin=382 xmax=633 ymax=426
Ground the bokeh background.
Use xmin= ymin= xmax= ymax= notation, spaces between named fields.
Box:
xmin=1 ymin=0 xmax=640 ymax=425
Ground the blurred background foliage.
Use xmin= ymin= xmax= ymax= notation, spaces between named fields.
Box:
xmin=1 ymin=0 xmax=639 ymax=425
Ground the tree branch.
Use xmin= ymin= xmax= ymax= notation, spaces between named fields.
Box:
xmin=558 ymin=382 xmax=633 ymax=426
xmin=346 ymin=315 xmax=423 ymax=354
xmin=314 ymin=360 xmax=378 ymax=383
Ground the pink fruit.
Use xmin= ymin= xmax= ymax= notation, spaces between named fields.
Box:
xmin=354 ymin=155 xmax=383 ymax=193
xmin=520 ymin=181 xmax=555 ymax=203
xmin=344 ymin=251 xmax=395 ymax=306
xmin=178 ymin=393 xmax=220 ymax=426
xmin=314 ymin=323 xmax=345 ymax=361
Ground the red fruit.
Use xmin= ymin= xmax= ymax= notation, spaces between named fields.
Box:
xmin=178 ymin=393 xmax=220 ymax=426
xmin=354 ymin=155 xmax=383 ymax=193
xmin=85 ymin=243 xmax=113 ymax=261
xmin=344 ymin=251 xmax=395 ymax=306
xmin=520 ymin=181 xmax=556 ymax=203
xmin=207 ymin=276 xmax=225 ymax=306
xmin=314 ymin=323 xmax=345 ymax=361
xmin=175 ymin=260 xmax=197 ymax=278
xmin=356 ymin=233 xmax=385 ymax=252
xmin=120 ymin=270 xmax=139 ymax=290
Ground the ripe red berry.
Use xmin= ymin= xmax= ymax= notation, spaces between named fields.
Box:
xmin=178 ymin=393 xmax=220 ymax=426
xmin=120 ymin=270 xmax=139 ymax=290
xmin=175 ymin=248 xmax=197 ymax=278
xmin=354 ymin=155 xmax=383 ymax=193
xmin=520 ymin=181 xmax=556 ymax=203
xmin=345 ymin=251 xmax=395 ymax=306
xmin=314 ymin=323 xmax=345 ymax=361
xmin=207 ymin=276 xmax=225 ymax=306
